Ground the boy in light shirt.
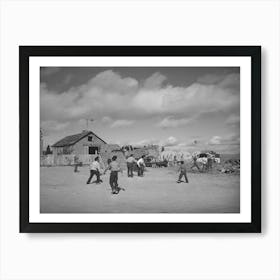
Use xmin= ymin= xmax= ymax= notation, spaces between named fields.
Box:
xmin=86 ymin=156 xmax=102 ymax=184
xmin=137 ymin=155 xmax=146 ymax=177
xmin=104 ymin=155 xmax=123 ymax=194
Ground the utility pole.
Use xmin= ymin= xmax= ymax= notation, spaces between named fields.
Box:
xmin=85 ymin=118 xmax=94 ymax=130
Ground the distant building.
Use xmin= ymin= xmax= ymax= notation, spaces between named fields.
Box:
xmin=52 ymin=130 xmax=107 ymax=156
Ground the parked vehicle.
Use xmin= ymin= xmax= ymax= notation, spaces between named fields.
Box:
xmin=155 ymin=159 xmax=168 ymax=168
xmin=144 ymin=156 xmax=156 ymax=167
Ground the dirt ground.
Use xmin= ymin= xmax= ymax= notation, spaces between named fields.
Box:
xmin=40 ymin=166 xmax=240 ymax=213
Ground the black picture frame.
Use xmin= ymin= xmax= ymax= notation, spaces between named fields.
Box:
xmin=20 ymin=46 xmax=261 ymax=233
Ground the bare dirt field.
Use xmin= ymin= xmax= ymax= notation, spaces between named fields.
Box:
xmin=40 ymin=166 xmax=240 ymax=213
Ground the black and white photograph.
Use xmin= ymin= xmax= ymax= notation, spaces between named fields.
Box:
xmin=40 ymin=66 xmax=241 ymax=214
xmin=19 ymin=46 xmax=261 ymax=232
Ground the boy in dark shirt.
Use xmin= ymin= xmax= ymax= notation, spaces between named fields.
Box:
xmin=177 ymin=161 xmax=189 ymax=183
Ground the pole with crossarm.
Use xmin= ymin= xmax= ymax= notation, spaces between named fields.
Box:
xmin=85 ymin=118 xmax=94 ymax=130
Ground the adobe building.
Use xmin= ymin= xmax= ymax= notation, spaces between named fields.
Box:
xmin=52 ymin=130 xmax=106 ymax=156
xmin=51 ymin=130 xmax=126 ymax=168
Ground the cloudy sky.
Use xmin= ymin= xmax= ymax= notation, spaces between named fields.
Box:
xmin=40 ymin=66 xmax=240 ymax=154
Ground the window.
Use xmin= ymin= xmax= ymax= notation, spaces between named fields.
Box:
xmin=88 ymin=136 xmax=93 ymax=142
xmin=89 ymin=146 xmax=98 ymax=155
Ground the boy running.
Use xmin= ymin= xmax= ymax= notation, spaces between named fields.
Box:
xmin=86 ymin=156 xmax=102 ymax=184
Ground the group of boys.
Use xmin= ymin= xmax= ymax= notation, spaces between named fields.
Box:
xmin=86 ymin=156 xmax=122 ymax=194
xmin=126 ymin=154 xmax=146 ymax=178
xmin=126 ymin=154 xmax=189 ymax=183
xmin=86 ymin=155 xmax=189 ymax=195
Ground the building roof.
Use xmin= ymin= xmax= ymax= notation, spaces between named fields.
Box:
xmin=52 ymin=130 xmax=106 ymax=147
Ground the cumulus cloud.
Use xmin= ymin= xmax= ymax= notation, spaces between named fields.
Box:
xmin=143 ymin=72 xmax=167 ymax=89
xmin=41 ymin=70 xmax=240 ymax=124
xmin=160 ymin=136 xmax=179 ymax=147
xmin=208 ymin=133 xmax=240 ymax=146
xmin=157 ymin=116 xmax=194 ymax=128
xmin=209 ymin=136 xmax=222 ymax=145
xmin=40 ymin=71 xmax=139 ymax=122
xmin=131 ymin=80 xmax=239 ymax=117
xmin=110 ymin=119 xmax=134 ymax=128
xmin=89 ymin=70 xmax=138 ymax=94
